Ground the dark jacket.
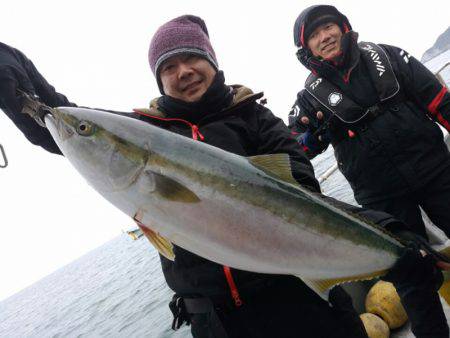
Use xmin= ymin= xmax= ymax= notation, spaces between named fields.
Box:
xmin=133 ymin=83 xmax=323 ymax=300
xmin=290 ymin=36 xmax=450 ymax=205
xmin=0 ymin=42 xmax=71 ymax=154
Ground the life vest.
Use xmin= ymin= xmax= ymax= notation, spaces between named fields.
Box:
xmin=304 ymin=42 xmax=400 ymax=124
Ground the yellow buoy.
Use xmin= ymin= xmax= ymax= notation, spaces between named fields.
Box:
xmin=360 ymin=313 xmax=390 ymax=338
xmin=365 ymin=281 xmax=408 ymax=329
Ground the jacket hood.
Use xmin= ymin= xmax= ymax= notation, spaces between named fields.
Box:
xmin=293 ymin=5 xmax=354 ymax=72
xmin=293 ymin=5 xmax=352 ymax=48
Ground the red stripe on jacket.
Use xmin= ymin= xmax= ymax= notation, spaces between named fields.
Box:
xmin=427 ymin=86 xmax=450 ymax=131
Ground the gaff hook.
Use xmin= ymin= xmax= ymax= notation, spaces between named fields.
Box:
xmin=0 ymin=144 xmax=7 ymax=168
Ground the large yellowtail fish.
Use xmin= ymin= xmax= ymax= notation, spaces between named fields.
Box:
xmin=34 ymin=105 xmax=449 ymax=299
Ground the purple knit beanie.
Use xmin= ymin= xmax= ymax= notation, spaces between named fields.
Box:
xmin=148 ymin=15 xmax=218 ymax=93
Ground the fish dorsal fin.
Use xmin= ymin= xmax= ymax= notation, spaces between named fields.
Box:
xmin=248 ymin=154 xmax=299 ymax=186
xmin=147 ymin=170 xmax=201 ymax=203
xmin=137 ymin=224 xmax=175 ymax=261
xmin=299 ymin=270 xmax=387 ymax=301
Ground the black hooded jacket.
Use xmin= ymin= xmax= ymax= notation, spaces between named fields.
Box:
xmin=130 ymin=73 xmax=324 ymax=299
xmin=290 ymin=6 xmax=450 ymax=205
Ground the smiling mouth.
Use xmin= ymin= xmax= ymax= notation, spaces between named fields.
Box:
xmin=321 ymin=42 xmax=336 ymax=52
xmin=182 ymin=80 xmax=202 ymax=92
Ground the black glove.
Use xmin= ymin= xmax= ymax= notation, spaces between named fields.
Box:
xmin=290 ymin=112 xmax=330 ymax=158
xmin=0 ymin=42 xmax=72 ymax=154
xmin=297 ymin=129 xmax=330 ymax=155
xmin=382 ymin=244 xmax=443 ymax=291
xmin=328 ymin=286 xmax=369 ymax=338
xmin=291 ymin=92 xmax=331 ymax=155
xmin=385 ymin=220 xmax=450 ymax=265
xmin=329 ymin=285 xmax=355 ymax=310
xmin=383 ymin=220 xmax=444 ymax=294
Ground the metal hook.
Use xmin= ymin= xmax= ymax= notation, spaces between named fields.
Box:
xmin=0 ymin=144 xmax=8 ymax=168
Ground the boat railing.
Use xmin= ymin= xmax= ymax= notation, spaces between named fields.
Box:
xmin=435 ymin=62 xmax=450 ymax=89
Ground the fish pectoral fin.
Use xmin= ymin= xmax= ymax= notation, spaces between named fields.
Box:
xmin=248 ymin=154 xmax=299 ymax=186
xmin=148 ymin=170 xmax=201 ymax=203
xmin=439 ymin=280 xmax=450 ymax=306
xmin=434 ymin=246 xmax=450 ymax=305
xmin=138 ymin=224 xmax=175 ymax=261
xmin=298 ymin=270 xmax=387 ymax=301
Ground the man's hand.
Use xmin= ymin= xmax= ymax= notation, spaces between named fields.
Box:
xmin=295 ymin=110 xmax=330 ymax=155
xmin=382 ymin=244 xmax=450 ymax=337
xmin=0 ymin=42 xmax=68 ymax=154
xmin=299 ymin=109 xmax=324 ymax=129
xmin=299 ymin=110 xmax=324 ymax=125
xmin=382 ymin=244 xmax=444 ymax=291
xmin=0 ymin=42 xmax=41 ymax=113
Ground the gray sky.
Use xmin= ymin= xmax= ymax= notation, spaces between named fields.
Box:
xmin=0 ymin=0 xmax=449 ymax=301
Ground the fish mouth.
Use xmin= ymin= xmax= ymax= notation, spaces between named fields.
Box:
xmin=43 ymin=111 xmax=56 ymax=128
xmin=44 ymin=108 xmax=75 ymax=141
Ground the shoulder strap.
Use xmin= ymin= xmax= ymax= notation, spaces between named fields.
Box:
xmin=358 ymin=42 xmax=400 ymax=101
xmin=304 ymin=42 xmax=401 ymax=124
xmin=305 ymin=73 xmax=370 ymax=124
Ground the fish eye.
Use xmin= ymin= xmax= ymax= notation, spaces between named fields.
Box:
xmin=76 ymin=121 xmax=96 ymax=136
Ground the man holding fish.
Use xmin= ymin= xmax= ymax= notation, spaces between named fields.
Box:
xmin=0 ymin=14 xmax=448 ymax=338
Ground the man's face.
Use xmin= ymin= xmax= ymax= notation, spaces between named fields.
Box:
xmin=307 ymin=22 xmax=343 ymax=60
xmin=159 ymin=54 xmax=216 ymax=102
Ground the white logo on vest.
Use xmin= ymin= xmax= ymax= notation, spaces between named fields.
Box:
xmin=328 ymin=92 xmax=342 ymax=106
xmin=361 ymin=44 xmax=386 ymax=76
xmin=399 ymin=50 xmax=410 ymax=64
xmin=310 ymin=78 xmax=322 ymax=90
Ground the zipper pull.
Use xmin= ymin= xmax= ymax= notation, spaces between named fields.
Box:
xmin=231 ymin=290 xmax=243 ymax=307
